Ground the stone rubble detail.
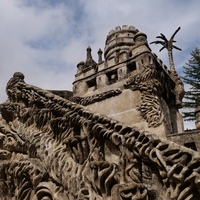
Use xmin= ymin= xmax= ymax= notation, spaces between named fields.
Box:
xmin=0 ymin=72 xmax=200 ymax=199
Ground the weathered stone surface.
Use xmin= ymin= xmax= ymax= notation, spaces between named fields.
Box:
xmin=0 ymin=72 xmax=200 ymax=199
xmin=0 ymin=25 xmax=199 ymax=200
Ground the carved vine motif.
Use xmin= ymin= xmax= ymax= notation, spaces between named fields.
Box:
xmin=125 ymin=64 xmax=164 ymax=127
xmin=70 ymin=88 xmax=122 ymax=106
xmin=0 ymin=72 xmax=200 ymax=199
xmin=171 ymin=71 xmax=185 ymax=108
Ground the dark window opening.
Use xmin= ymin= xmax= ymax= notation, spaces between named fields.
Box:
xmin=184 ymin=142 xmax=197 ymax=151
xmin=127 ymin=62 xmax=136 ymax=74
xmin=106 ymin=70 xmax=118 ymax=84
xmin=87 ymin=78 xmax=97 ymax=88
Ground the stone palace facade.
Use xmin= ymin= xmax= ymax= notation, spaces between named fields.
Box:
xmin=0 ymin=25 xmax=200 ymax=199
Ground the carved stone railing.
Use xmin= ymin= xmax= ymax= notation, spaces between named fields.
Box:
xmin=0 ymin=72 xmax=200 ymax=199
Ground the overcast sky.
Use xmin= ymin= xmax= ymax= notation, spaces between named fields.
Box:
xmin=0 ymin=0 xmax=200 ymax=129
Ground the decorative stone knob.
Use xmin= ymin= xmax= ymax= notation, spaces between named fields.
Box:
xmin=196 ymin=122 xmax=200 ymax=130
xmin=195 ymin=106 xmax=200 ymax=129
xmin=13 ymin=72 xmax=25 ymax=80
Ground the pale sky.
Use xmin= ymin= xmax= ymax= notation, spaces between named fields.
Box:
xmin=0 ymin=0 xmax=200 ymax=129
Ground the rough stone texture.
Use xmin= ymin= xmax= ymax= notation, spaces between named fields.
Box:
xmin=0 ymin=72 xmax=200 ymax=199
xmin=0 ymin=26 xmax=199 ymax=200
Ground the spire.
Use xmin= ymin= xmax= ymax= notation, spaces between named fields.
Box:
xmin=83 ymin=46 xmax=97 ymax=70
xmin=98 ymin=48 xmax=103 ymax=64
xmin=86 ymin=46 xmax=92 ymax=63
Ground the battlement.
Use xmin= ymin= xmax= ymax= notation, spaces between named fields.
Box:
xmin=106 ymin=25 xmax=139 ymax=38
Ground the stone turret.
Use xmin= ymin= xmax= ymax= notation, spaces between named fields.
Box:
xmin=104 ymin=25 xmax=138 ymax=61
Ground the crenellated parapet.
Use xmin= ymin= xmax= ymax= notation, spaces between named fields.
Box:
xmin=0 ymin=72 xmax=199 ymax=199
xmin=104 ymin=25 xmax=139 ymax=61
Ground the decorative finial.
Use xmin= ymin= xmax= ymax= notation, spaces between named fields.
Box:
xmin=98 ymin=48 xmax=103 ymax=64
xmin=83 ymin=46 xmax=97 ymax=70
xmin=13 ymin=72 xmax=25 ymax=80
xmin=86 ymin=46 xmax=92 ymax=63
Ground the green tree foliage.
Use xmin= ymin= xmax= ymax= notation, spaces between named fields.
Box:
xmin=182 ymin=48 xmax=200 ymax=121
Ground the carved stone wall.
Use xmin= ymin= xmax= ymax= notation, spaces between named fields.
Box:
xmin=0 ymin=72 xmax=200 ymax=200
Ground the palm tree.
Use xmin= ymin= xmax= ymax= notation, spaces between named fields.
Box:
xmin=150 ymin=27 xmax=181 ymax=74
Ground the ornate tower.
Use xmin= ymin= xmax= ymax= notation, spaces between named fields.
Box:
xmin=72 ymin=25 xmax=184 ymax=138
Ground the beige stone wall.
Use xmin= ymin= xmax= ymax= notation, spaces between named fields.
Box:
xmin=86 ymin=89 xmax=140 ymax=116
xmin=86 ymin=89 xmax=171 ymax=138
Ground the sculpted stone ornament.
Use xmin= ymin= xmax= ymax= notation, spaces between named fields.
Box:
xmin=125 ymin=63 xmax=164 ymax=128
xmin=111 ymin=183 xmax=148 ymax=200
xmin=0 ymin=72 xmax=199 ymax=199
xmin=151 ymin=27 xmax=185 ymax=108
xmin=70 ymin=88 xmax=122 ymax=106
